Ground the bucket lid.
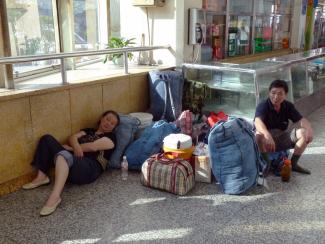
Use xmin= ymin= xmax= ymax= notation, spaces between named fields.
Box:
xmin=163 ymin=133 xmax=193 ymax=149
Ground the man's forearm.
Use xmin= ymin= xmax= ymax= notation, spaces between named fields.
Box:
xmin=300 ymin=118 xmax=312 ymax=130
xmin=254 ymin=118 xmax=271 ymax=137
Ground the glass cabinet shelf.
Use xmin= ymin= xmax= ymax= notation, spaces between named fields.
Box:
xmin=183 ymin=48 xmax=325 ymax=120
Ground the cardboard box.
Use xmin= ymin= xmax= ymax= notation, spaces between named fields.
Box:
xmin=194 ymin=155 xmax=211 ymax=183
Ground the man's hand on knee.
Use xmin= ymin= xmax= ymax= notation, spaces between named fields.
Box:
xmin=264 ymin=134 xmax=275 ymax=152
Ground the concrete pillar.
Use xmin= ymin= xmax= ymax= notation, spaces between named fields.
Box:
xmin=110 ymin=0 xmax=121 ymax=37
xmin=57 ymin=0 xmax=75 ymax=69
xmin=290 ymin=0 xmax=306 ymax=49
xmin=304 ymin=0 xmax=316 ymax=50
xmin=177 ymin=0 xmax=202 ymax=65
xmin=0 ymin=0 xmax=14 ymax=89
xmin=98 ymin=0 xmax=109 ymax=48
xmin=85 ymin=0 xmax=98 ymax=50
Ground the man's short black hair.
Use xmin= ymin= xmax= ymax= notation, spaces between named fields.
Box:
xmin=269 ymin=80 xmax=288 ymax=94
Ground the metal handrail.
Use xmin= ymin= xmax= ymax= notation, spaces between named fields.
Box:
xmin=0 ymin=45 xmax=173 ymax=89
xmin=183 ymin=47 xmax=325 ymax=76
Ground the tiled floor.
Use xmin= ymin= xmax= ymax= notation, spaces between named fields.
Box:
xmin=1 ymin=106 xmax=325 ymax=244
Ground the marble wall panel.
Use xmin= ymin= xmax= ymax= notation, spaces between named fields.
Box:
xmin=0 ymin=98 xmax=33 ymax=183
xmin=103 ymin=77 xmax=131 ymax=114
xmin=129 ymin=74 xmax=149 ymax=112
xmin=70 ymin=84 xmax=103 ymax=133
xmin=30 ymin=90 xmax=71 ymax=143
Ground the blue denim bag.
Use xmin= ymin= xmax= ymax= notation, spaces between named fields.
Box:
xmin=125 ymin=120 xmax=180 ymax=170
xmin=208 ymin=117 xmax=266 ymax=195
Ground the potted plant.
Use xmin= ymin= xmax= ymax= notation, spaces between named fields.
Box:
xmin=104 ymin=37 xmax=136 ymax=65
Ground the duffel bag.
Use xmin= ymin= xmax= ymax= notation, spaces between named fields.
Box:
xmin=140 ymin=153 xmax=195 ymax=195
xmin=208 ymin=117 xmax=266 ymax=195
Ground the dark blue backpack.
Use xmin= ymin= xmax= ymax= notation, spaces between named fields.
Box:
xmin=148 ymin=70 xmax=184 ymax=122
xmin=208 ymin=117 xmax=266 ymax=195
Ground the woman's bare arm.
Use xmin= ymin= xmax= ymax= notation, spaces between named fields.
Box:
xmin=79 ymin=137 xmax=115 ymax=152
xmin=68 ymin=131 xmax=86 ymax=157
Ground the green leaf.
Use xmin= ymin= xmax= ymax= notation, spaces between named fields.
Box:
xmin=104 ymin=36 xmax=136 ymax=64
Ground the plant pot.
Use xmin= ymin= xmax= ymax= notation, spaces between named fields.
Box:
xmin=113 ymin=57 xmax=124 ymax=66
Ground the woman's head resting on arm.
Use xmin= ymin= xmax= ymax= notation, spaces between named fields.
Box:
xmin=97 ymin=110 xmax=120 ymax=133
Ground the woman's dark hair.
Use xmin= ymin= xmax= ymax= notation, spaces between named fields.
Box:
xmin=269 ymin=80 xmax=288 ymax=94
xmin=98 ymin=110 xmax=120 ymax=130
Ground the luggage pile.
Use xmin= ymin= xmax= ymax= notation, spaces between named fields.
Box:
xmin=113 ymin=70 xmax=266 ymax=196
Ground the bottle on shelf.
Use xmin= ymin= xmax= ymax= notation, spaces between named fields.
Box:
xmin=282 ymin=37 xmax=289 ymax=49
xmin=228 ymin=21 xmax=238 ymax=57
xmin=121 ymin=155 xmax=128 ymax=181
xmin=280 ymin=157 xmax=291 ymax=182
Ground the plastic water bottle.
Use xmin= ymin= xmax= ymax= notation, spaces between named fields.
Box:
xmin=121 ymin=156 xmax=128 ymax=181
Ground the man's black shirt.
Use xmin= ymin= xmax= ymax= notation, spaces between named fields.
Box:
xmin=255 ymin=98 xmax=302 ymax=131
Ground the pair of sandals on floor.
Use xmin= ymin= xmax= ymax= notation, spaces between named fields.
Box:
xmin=22 ymin=177 xmax=61 ymax=216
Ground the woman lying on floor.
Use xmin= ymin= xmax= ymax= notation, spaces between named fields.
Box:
xmin=23 ymin=110 xmax=120 ymax=216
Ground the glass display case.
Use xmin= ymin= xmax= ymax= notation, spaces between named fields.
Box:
xmin=182 ymin=48 xmax=325 ymax=120
xmin=253 ymin=0 xmax=292 ymax=53
xmin=254 ymin=16 xmax=273 ymax=53
xmin=189 ymin=0 xmax=293 ymax=60
xmin=272 ymin=0 xmax=292 ymax=50
xmin=202 ymin=0 xmax=226 ymax=12
xmin=313 ymin=4 xmax=325 ymax=49
xmin=267 ymin=48 xmax=325 ymax=100
xmin=227 ymin=0 xmax=253 ymax=57
xmin=254 ymin=0 xmax=274 ymax=53
xmin=272 ymin=15 xmax=291 ymax=50
xmin=228 ymin=16 xmax=252 ymax=56
xmin=227 ymin=0 xmax=292 ymax=56
xmin=255 ymin=0 xmax=274 ymax=15
xmin=275 ymin=0 xmax=292 ymax=14
xmin=229 ymin=0 xmax=253 ymax=14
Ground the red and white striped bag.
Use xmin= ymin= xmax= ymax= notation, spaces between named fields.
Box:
xmin=174 ymin=110 xmax=192 ymax=136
